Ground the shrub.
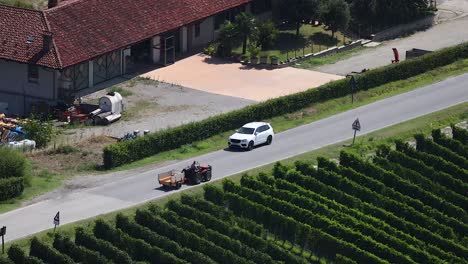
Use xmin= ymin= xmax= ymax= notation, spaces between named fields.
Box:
xmin=254 ymin=20 xmax=278 ymax=49
xmin=53 ymin=233 xmax=109 ymax=263
xmin=0 ymin=177 xmax=24 ymax=201
xmin=204 ymin=43 xmax=217 ymax=56
xmin=103 ymin=42 xmax=468 ymax=168
xmin=21 ymin=117 xmax=55 ymax=149
xmin=7 ymin=244 xmax=44 ymax=264
xmin=74 ymin=227 xmax=132 ymax=264
xmin=29 ymin=237 xmax=74 ymax=264
xmin=0 ymin=147 xmax=26 ymax=179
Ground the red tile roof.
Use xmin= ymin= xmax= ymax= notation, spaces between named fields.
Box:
xmin=0 ymin=4 xmax=61 ymax=68
xmin=1 ymin=0 xmax=251 ymax=69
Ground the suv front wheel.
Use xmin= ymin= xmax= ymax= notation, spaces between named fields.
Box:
xmin=247 ymin=141 xmax=254 ymax=151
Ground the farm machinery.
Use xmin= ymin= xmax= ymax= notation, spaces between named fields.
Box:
xmin=158 ymin=161 xmax=212 ymax=190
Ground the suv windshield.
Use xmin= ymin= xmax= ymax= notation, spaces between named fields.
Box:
xmin=237 ymin=127 xmax=255 ymax=134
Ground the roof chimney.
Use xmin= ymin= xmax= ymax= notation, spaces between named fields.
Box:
xmin=48 ymin=0 xmax=58 ymax=8
xmin=43 ymin=32 xmax=53 ymax=52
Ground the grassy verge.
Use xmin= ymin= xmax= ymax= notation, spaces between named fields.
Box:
xmin=107 ymin=58 xmax=468 ymax=172
xmin=294 ymin=46 xmax=367 ymax=69
xmin=7 ymin=101 xmax=467 ymax=252
xmin=233 ymin=24 xmax=349 ymax=62
xmin=2 ymin=58 xmax=466 ymax=215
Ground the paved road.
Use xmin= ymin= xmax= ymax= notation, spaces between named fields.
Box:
xmin=315 ymin=1 xmax=468 ymax=75
xmin=1 ymin=74 xmax=468 ymax=242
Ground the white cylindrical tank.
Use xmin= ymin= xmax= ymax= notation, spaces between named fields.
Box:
xmin=20 ymin=139 xmax=36 ymax=151
xmin=99 ymin=92 xmax=123 ymax=114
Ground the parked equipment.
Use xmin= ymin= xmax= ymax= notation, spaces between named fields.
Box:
xmin=158 ymin=161 xmax=212 ymax=189
xmin=89 ymin=92 xmax=124 ymax=125
xmin=391 ymin=48 xmax=400 ymax=63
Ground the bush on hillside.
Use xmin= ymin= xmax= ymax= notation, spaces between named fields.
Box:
xmin=0 ymin=147 xmax=26 ymax=179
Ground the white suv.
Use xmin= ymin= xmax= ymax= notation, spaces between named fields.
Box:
xmin=228 ymin=122 xmax=274 ymax=151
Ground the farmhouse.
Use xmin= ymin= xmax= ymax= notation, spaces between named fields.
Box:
xmin=0 ymin=0 xmax=272 ymax=115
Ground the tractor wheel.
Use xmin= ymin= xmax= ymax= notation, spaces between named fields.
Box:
xmin=204 ymin=171 xmax=212 ymax=182
xmin=175 ymin=182 xmax=182 ymax=189
xmin=194 ymin=174 xmax=202 ymax=185
xmin=247 ymin=141 xmax=254 ymax=151
xmin=266 ymin=136 xmax=273 ymax=145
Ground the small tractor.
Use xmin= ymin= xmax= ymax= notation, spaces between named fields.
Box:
xmin=158 ymin=161 xmax=212 ymax=190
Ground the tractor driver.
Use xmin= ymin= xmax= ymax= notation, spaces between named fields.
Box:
xmin=191 ymin=161 xmax=199 ymax=170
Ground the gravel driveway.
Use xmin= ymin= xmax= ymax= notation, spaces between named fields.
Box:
xmin=59 ymin=79 xmax=254 ymax=144
xmin=315 ymin=0 xmax=468 ymax=75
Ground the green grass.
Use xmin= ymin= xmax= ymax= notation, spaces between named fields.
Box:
xmin=6 ymin=102 xmax=467 ymax=252
xmin=233 ymin=24 xmax=350 ymax=62
xmin=121 ymin=100 xmax=153 ymax=121
xmin=104 ymin=58 xmax=468 ymax=173
xmin=294 ymin=46 xmax=367 ymax=69
xmin=0 ymin=167 xmax=64 ymax=214
xmin=106 ymin=86 xmax=133 ymax=97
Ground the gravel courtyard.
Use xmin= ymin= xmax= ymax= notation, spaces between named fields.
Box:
xmin=58 ymin=77 xmax=255 ymax=145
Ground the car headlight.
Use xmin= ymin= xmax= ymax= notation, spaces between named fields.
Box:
xmin=241 ymin=139 xmax=248 ymax=142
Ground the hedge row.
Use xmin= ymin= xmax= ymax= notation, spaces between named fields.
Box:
xmin=160 ymin=208 xmax=274 ymax=264
xmin=93 ymin=219 xmax=187 ymax=264
xmin=373 ymin=155 xmax=468 ymax=212
xmin=74 ymin=227 xmax=132 ymax=264
xmin=180 ymin=195 xmax=264 ymax=237
xmin=261 ymin=173 xmax=453 ymax=262
xmin=452 ymin=124 xmax=468 ymax=145
xmin=240 ymin=175 xmax=439 ymax=263
xmin=103 ymin=42 xmax=468 ymax=168
xmin=286 ymin=162 xmax=466 ymax=261
xmin=174 ymin=196 xmax=308 ymax=264
xmin=0 ymin=147 xmax=26 ymax=179
xmin=29 ymin=237 xmax=74 ymax=264
xmin=432 ymin=129 xmax=468 ymax=159
xmin=224 ymin=179 xmax=415 ymax=264
xmin=53 ymin=233 xmax=109 ymax=264
xmin=214 ymin=185 xmax=386 ymax=263
xmin=311 ymin=164 xmax=455 ymax=241
xmin=337 ymin=152 xmax=468 ymax=229
xmin=415 ymin=134 xmax=468 ymax=170
xmin=0 ymin=177 xmax=24 ymax=201
xmin=7 ymin=245 xmax=44 ymax=264
xmin=385 ymin=144 xmax=468 ymax=202
xmin=135 ymin=209 xmax=254 ymax=264
xmin=395 ymin=141 xmax=468 ymax=194
xmin=115 ymin=214 xmax=216 ymax=264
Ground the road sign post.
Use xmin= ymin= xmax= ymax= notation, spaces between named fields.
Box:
xmin=0 ymin=226 xmax=6 ymax=254
xmin=53 ymin=211 xmax=60 ymax=232
xmin=346 ymin=74 xmax=357 ymax=104
xmin=352 ymin=118 xmax=361 ymax=145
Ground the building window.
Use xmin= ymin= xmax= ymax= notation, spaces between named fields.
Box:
xmin=28 ymin=65 xmax=39 ymax=83
xmin=195 ymin=22 xmax=201 ymax=38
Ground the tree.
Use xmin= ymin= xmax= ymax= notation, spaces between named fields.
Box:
xmin=279 ymin=0 xmax=319 ymax=37
xmin=349 ymin=0 xmax=429 ymax=29
xmin=22 ymin=115 xmax=55 ymax=148
xmin=320 ymin=0 xmax=351 ymax=38
xmin=217 ymin=21 xmax=240 ymax=57
xmin=253 ymin=20 xmax=278 ymax=49
xmin=234 ymin=12 xmax=258 ymax=54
